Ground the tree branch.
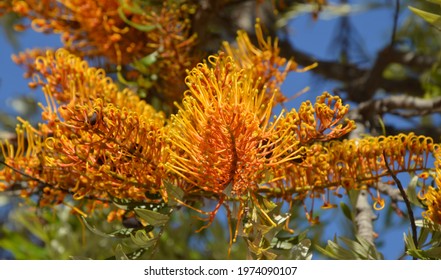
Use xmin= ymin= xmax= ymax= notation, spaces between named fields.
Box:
xmin=356 ymin=95 xmax=441 ymax=117
xmin=355 ymin=189 xmax=377 ymax=244
xmin=279 ymin=38 xmax=431 ymax=100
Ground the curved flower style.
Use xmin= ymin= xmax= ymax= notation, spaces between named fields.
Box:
xmin=0 ymin=49 xmax=166 ymax=206
xmin=222 ymin=20 xmax=312 ymax=105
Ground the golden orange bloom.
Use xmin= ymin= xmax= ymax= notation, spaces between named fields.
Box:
xmin=7 ymin=0 xmax=198 ymax=105
xmin=0 ymin=49 xmax=166 ymax=206
xmin=165 ymin=54 xmax=275 ymax=197
xmin=424 ymin=186 xmax=441 ymax=225
xmin=263 ymin=132 xmax=438 ymax=222
xmin=423 ymin=147 xmax=441 ymax=224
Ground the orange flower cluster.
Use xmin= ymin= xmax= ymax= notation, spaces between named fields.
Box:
xmin=9 ymin=0 xmax=197 ymax=104
xmin=1 ymin=5 xmax=440 ymax=233
xmin=263 ymin=133 xmax=439 ymax=221
xmin=165 ymin=54 xmax=277 ymax=198
xmin=423 ymin=147 xmax=441 ymax=224
xmin=164 ymin=53 xmax=355 ymax=227
xmin=11 ymin=48 xmax=53 ymax=85
xmin=0 ymin=49 xmax=166 ymax=206
xmin=11 ymin=0 xmax=194 ymax=63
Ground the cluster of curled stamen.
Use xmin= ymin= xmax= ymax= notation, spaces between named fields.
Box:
xmin=1 ymin=49 xmax=166 ymax=210
xmin=222 ymin=20 xmax=302 ymax=105
xmin=261 ymin=132 xmax=439 ymax=223
xmin=422 ymin=147 xmax=441 ymax=225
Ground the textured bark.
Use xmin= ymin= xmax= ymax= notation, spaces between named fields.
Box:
xmin=355 ymin=189 xmax=377 ymax=244
xmin=349 ymin=114 xmax=377 ymax=245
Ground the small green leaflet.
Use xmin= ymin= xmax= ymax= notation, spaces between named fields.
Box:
xmin=134 ymin=208 xmax=170 ymax=226
xmin=164 ymin=180 xmax=184 ymax=206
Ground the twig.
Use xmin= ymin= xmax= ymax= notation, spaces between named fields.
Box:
xmin=0 ymin=160 xmax=49 ymax=186
xmin=0 ymin=160 xmax=111 ymax=203
xmin=390 ymin=0 xmax=400 ymax=49
xmin=382 ymin=151 xmax=418 ymax=259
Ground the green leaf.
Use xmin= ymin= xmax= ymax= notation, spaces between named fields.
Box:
xmin=114 ymin=244 xmax=129 ymax=260
xmin=126 ymin=248 xmax=146 ymax=260
xmin=117 ymin=6 xmax=156 ymax=32
xmin=415 ymin=219 xmax=441 ymax=231
xmin=164 ymin=180 xmax=184 ymax=206
xmin=340 ymin=202 xmax=353 ymax=221
xmin=14 ymin=212 xmax=49 ymax=243
xmin=406 ymin=175 xmax=426 ymax=208
xmin=418 ymin=226 xmax=431 ymax=247
xmin=134 ymin=208 xmax=170 ymax=226
xmin=409 ymin=6 xmax=441 ymax=29
xmin=81 ymin=216 xmax=119 ymax=238
xmin=424 ymin=246 xmax=441 ymax=258
xmin=316 ymin=235 xmax=383 ymax=260
xmin=0 ymin=230 xmax=48 ymax=259
xmin=427 ymin=0 xmax=441 ymax=6
xmin=130 ymin=230 xmax=157 ymax=248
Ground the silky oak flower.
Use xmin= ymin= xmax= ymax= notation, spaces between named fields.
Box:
xmin=0 ymin=49 xmax=166 ymax=207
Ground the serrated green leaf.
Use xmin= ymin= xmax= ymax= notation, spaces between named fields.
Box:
xmin=111 ymin=196 xmax=154 ymax=211
xmin=355 ymin=236 xmax=383 ymax=260
xmin=271 ymin=230 xmax=309 ymax=250
xmin=347 ymin=189 xmax=360 ymax=207
xmin=134 ymin=208 xmax=169 ymax=226
xmin=114 ymin=244 xmax=129 ymax=260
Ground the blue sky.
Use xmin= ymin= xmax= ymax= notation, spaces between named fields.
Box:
xmin=0 ymin=1 xmax=433 ymax=260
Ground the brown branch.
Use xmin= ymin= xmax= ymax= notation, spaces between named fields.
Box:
xmin=0 ymin=160 xmax=111 ymax=204
xmin=377 ymin=182 xmax=403 ymax=202
xmin=389 ymin=0 xmax=400 ymax=49
xmin=355 ymin=95 xmax=441 ymax=118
